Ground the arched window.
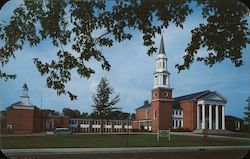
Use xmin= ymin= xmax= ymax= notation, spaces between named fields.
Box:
xmin=154 ymin=109 xmax=157 ymax=119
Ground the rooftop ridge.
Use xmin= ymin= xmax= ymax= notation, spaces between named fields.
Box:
xmin=173 ymin=90 xmax=210 ymax=99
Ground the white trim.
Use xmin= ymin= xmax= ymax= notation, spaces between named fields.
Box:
xmin=133 ymin=120 xmax=151 ymax=123
xmin=80 ymin=124 xmax=89 ymax=128
xmin=114 ymin=125 xmax=122 ymax=129
xmin=124 ymin=125 xmax=132 ymax=129
xmin=197 ymin=100 xmax=226 ymax=105
xmin=13 ymin=106 xmax=35 ymax=110
xmin=204 ymin=91 xmax=228 ymax=103
xmin=92 ymin=125 xmax=101 ymax=128
xmin=104 ymin=125 xmax=112 ymax=129
xmin=151 ymin=99 xmax=174 ymax=102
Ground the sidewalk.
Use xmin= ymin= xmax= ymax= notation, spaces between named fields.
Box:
xmin=2 ymin=146 xmax=250 ymax=155
xmin=171 ymin=132 xmax=250 ymax=141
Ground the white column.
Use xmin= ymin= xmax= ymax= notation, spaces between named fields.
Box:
xmin=222 ymin=105 xmax=225 ymax=130
xmin=197 ymin=105 xmax=200 ymax=129
xmin=173 ymin=119 xmax=176 ymax=129
xmin=181 ymin=120 xmax=183 ymax=127
xmin=202 ymin=104 xmax=205 ymax=129
xmin=215 ymin=105 xmax=219 ymax=130
xmin=209 ymin=105 xmax=212 ymax=129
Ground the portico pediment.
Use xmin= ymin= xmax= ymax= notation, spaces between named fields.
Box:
xmin=204 ymin=92 xmax=227 ymax=102
xmin=197 ymin=92 xmax=227 ymax=105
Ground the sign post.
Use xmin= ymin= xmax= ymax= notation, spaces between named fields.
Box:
xmin=157 ymin=128 xmax=170 ymax=141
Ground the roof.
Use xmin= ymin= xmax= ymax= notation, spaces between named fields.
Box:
xmin=173 ymin=90 xmax=213 ymax=102
xmin=225 ymin=115 xmax=244 ymax=121
xmin=136 ymin=90 xmax=226 ymax=110
xmin=136 ymin=101 xmax=151 ymax=110
xmin=10 ymin=100 xmax=34 ymax=107
xmin=159 ymin=35 xmax=165 ymax=55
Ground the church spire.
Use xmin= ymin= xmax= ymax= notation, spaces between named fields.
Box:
xmin=153 ymin=35 xmax=170 ymax=89
xmin=159 ymin=35 xmax=165 ymax=55
xmin=20 ymin=83 xmax=30 ymax=105
xmin=21 ymin=83 xmax=29 ymax=98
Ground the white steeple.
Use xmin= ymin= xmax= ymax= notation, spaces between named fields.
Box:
xmin=20 ymin=83 xmax=30 ymax=105
xmin=153 ymin=35 xmax=170 ymax=89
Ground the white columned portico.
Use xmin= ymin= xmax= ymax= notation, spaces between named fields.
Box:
xmin=197 ymin=105 xmax=200 ymax=129
xmin=197 ymin=94 xmax=227 ymax=131
xmin=201 ymin=104 xmax=205 ymax=129
xmin=215 ymin=105 xmax=219 ymax=130
xmin=222 ymin=105 xmax=225 ymax=130
xmin=209 ymin=105 xmax=212 ymax=129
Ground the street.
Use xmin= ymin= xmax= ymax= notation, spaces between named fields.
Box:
xmin=2 ymin=148 xmax=250 ymax=159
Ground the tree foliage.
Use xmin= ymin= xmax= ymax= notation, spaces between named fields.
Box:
xmin=42 ymin=109 xmax=59 ymax=116
xmin=111 ymin=110 xmax=132 ymax=120
xmin=0 ymin=0 xmax=249 ymax=100
xmin=92 ymin=77 xmax=120 ymax=120
xmin=81 ymin=112 xmax=89 ymax=118
xmin=62 ymin=107 xmax=81 ymax=118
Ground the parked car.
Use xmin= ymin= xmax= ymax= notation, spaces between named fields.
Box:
xmin=54 ymin=128 xmax=72 ymax=135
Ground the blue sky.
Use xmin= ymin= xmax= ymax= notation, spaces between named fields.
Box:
xmin=0 ymin=1 xmax=249 ymax=119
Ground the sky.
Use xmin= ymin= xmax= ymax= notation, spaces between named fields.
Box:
xmin=0 ymin=1 xmax=249 ymax=119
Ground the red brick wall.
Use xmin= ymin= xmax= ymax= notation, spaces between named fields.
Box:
xmin=6 ymin=108 xmax=34 ymax=133
xmin=136 ymin=108 xmax=152 ymax=120
xmin=33 ymin=108 xmax=43 ymax=132
xmin=180 ymin=101 xmax=197 ymax=131
xmin=151 ymin=101 xmax=159 ymax=132
xmin=151 ymin=101 xmax=172 ymax=132
xmin=159 ymin=102 xmax=172 ymax=130
xmin=46 ymin=116 xmax=69 ymax=129
xmin=132 ymin=122 xmax=138 ymax=129
xmin=152 ymin=88 xmax=172 ymax=99
xmin=225 ymin=116 xmax=243 ymax=131
xmin=151 ymin=88 xmax=173 ymax=132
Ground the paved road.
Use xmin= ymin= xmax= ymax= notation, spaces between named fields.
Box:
xmin=2 ymin=146 xmax=250 ymax=154
xmin=3 ymin=149 xmax=250 ymax=159
xmin=2 ymin=146 xmax=250 ymax=158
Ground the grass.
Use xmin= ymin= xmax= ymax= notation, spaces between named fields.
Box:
xmin=1 ymin=134 xmax=250 ymax=149
xmin=210 ymin=133 xmax=250 ymax=138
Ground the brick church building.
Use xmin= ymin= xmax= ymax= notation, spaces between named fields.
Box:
xmin=133 ymin=36 xmax=227 ymax=132
xmin=5 ymin=84 xmax=68 ymax=134
xmin=4 ymin=36 xmax=231 ymax=134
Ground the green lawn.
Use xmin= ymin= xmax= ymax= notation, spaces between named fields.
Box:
xmin=1 ymin=134 xmax=250 ymax=149
xmin=210 ymin=133 xmax=250 ymax=138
